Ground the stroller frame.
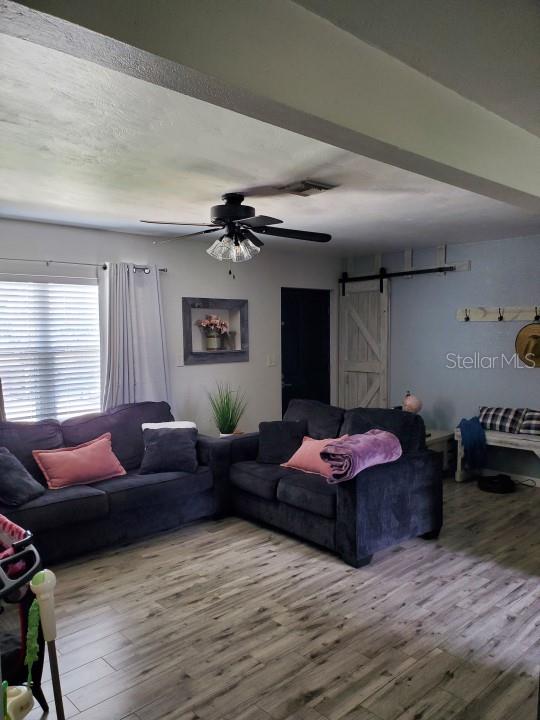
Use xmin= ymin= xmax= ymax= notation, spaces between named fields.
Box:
xmin=0 ymin=527 xmax=49 ymax=716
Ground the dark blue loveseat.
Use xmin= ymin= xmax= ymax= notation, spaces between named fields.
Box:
xmin=227 ymin=399 xmax=443 ymax=567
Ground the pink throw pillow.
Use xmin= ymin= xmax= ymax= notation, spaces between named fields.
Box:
xmin=33 ymin=433 xmax=126 ymax=490
xmin=281 ymin=435 xmax=349 ymax=478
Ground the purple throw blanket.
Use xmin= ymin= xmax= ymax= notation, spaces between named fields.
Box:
xmin=320 ymin=429 xmax=402 ymax=484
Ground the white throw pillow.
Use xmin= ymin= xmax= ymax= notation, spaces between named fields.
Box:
xmin=142 ymin=420 xmax=197 ymax=431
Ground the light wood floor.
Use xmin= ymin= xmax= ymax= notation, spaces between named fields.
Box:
xmin=29 ymin=479 xmax=539 ymax=720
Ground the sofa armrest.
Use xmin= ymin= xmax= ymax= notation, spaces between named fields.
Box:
xmin=197 ymin=434 xmax=228 ymax=465
xmin=197 ymin=435 xmax=231 ymax=516
xmin=335 ymin=450 xmax=443 ymax=567
xmin=229 ymin=432 xmax=260 ymax=463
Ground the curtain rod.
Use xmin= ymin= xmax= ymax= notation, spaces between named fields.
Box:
xmin=0 ymin=257 xmax=167 ymax=272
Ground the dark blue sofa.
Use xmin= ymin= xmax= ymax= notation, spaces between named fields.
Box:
xmin=0 ymin=399 xmax=443 ymax=568
xmin=227 ymin=400 xmax=443 ymax=567
xmin=0 ymin=402 xmax=228 ymax=564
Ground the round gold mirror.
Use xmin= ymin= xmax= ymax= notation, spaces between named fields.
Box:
xmin=515 ymin=322 xmax=540 ymax=368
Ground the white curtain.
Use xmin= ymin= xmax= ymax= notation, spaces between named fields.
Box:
xmin=99 ymin=263 xmax=170 ymax=409
xmin=0 ymin=378 xmax=5 ymax=421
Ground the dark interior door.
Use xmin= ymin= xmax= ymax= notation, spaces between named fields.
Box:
xmin=281 ymin=287 xmax=330 ymax=415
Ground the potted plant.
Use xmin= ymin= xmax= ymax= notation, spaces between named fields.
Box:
xmin=196 ymin=314 xmax=229 ymax=351
xmin=208 ymin=382 xmax=247 ymax=436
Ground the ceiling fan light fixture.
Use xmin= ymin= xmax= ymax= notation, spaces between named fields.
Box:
xmin=206 ymin=234 xmax=234 ymax=261
xmin=206 ymin=234 xmax=260 ymax=263
xmin=232 ymin=238 xmax=260 ymax=263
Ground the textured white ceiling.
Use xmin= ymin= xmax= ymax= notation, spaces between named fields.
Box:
xmin=1 ymin=33 xmax=540 ymax=253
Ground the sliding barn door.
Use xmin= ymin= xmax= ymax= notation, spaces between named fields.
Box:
xmin=339 ymin=279 xmax=389 ymax=409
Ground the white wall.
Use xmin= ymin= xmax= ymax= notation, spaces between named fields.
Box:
xmin=0 ymin=219 xmax=341 ymax=433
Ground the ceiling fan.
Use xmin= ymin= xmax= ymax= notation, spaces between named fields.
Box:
xmin=140 ymin=192 xmax=331 ymax=263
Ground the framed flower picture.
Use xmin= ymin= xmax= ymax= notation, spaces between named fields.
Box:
xmin=182 ymin=297 xmax=249 ymax=365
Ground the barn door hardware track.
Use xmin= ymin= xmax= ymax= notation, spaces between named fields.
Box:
xmin=340 ymin=265 xmax=457 ymax=295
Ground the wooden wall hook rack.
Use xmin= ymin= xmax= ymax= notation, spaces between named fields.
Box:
xmin=457 ymin=306 xmax=540 ymax=322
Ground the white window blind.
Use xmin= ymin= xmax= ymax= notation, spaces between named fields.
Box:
xmin=0 ymin=280 xmax=101 ymax=422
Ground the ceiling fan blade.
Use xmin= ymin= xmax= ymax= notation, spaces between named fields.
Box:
xmin=153 ymin=227 xmax=221 ymax=244
xmin=241 ymin=215 xmax=283 ymax=227
xmin=241 ymin=228 xmax=264 ymax=248
xmin=177 ymin=227 xmax=222 ymax=239
xmin=254 ymin=226 xmax=331 ymax=243
xmin=140 ymin=220 xmax=216 ymax=226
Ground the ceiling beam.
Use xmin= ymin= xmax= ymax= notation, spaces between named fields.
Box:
xmin=3 ymin=0 xmax=540 ymax=211
xmin=294 ymin=0 xmax=540 ymax=138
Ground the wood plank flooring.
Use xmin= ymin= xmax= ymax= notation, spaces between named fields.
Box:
xmin=28 ymin=479 xmax=539 ymax=720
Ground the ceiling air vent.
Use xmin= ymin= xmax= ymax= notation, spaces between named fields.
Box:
xmin=280 ymin=179 xmax=337 ymax=197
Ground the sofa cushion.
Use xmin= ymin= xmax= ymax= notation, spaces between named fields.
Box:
xmin=257 ymin=420 xmax=307 ymax=464
xmin=142 ymin=420 xmax=197 ymax=430
xmin=284 ymin=399 xmax=344 ymax=439
xmin=341 ymin=408 xmax=427 ymax=454
xmin=519 ymin=408 xmax=540 ymax=436
xmin=281 ymin=436 xmax=343 ymax=478
xmin=277 ymin=470 xmax=337 ymax=519
xmin=61 ymin=401 xmax=174 ymax=471
xmin=0 ymin=447 xmax=45 ymax=506
xmin=93 ymin=467 xmax=213 ymax=513
xmin=230 ymin=461 xmax=289 ymax=500
xmin=0 ymin=485 xmax=108 ymax=533
xmin=140 ymin=427 xmax=198 ymax=474
xmin=33 ymin=433 xmax=126 ymax=489
xmin=0 ymin=419 xmax=63 ymax=486
xmin=479 ymin=406 xmax=526 ymax=434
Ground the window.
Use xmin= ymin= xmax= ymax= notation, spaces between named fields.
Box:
xmin=0 ymin=280 xmax=101 ymax=422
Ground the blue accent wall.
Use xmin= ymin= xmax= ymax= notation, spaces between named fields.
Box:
xmin=349 ymin=235 xmax=540 ymax=430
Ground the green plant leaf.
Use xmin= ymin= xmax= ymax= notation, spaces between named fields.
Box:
xmin=208 ymin=382 xmax=247 ymax=434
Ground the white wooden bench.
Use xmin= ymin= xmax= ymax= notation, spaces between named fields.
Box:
xmin=454 ymin=429 xmax=540 ymax=486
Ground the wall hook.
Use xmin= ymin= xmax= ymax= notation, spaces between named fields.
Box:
xmin=498 ymin=308 xmax=504 ymax=321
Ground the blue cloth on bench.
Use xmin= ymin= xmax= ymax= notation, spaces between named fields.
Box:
xmin=458 ymin=417 xmax=487 ymax=470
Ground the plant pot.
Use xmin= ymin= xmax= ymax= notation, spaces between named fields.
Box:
xmin=219 ymin=430 xmax=244 ymax=438
xmin=205 ymin=332 xmax=222 ymax=351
